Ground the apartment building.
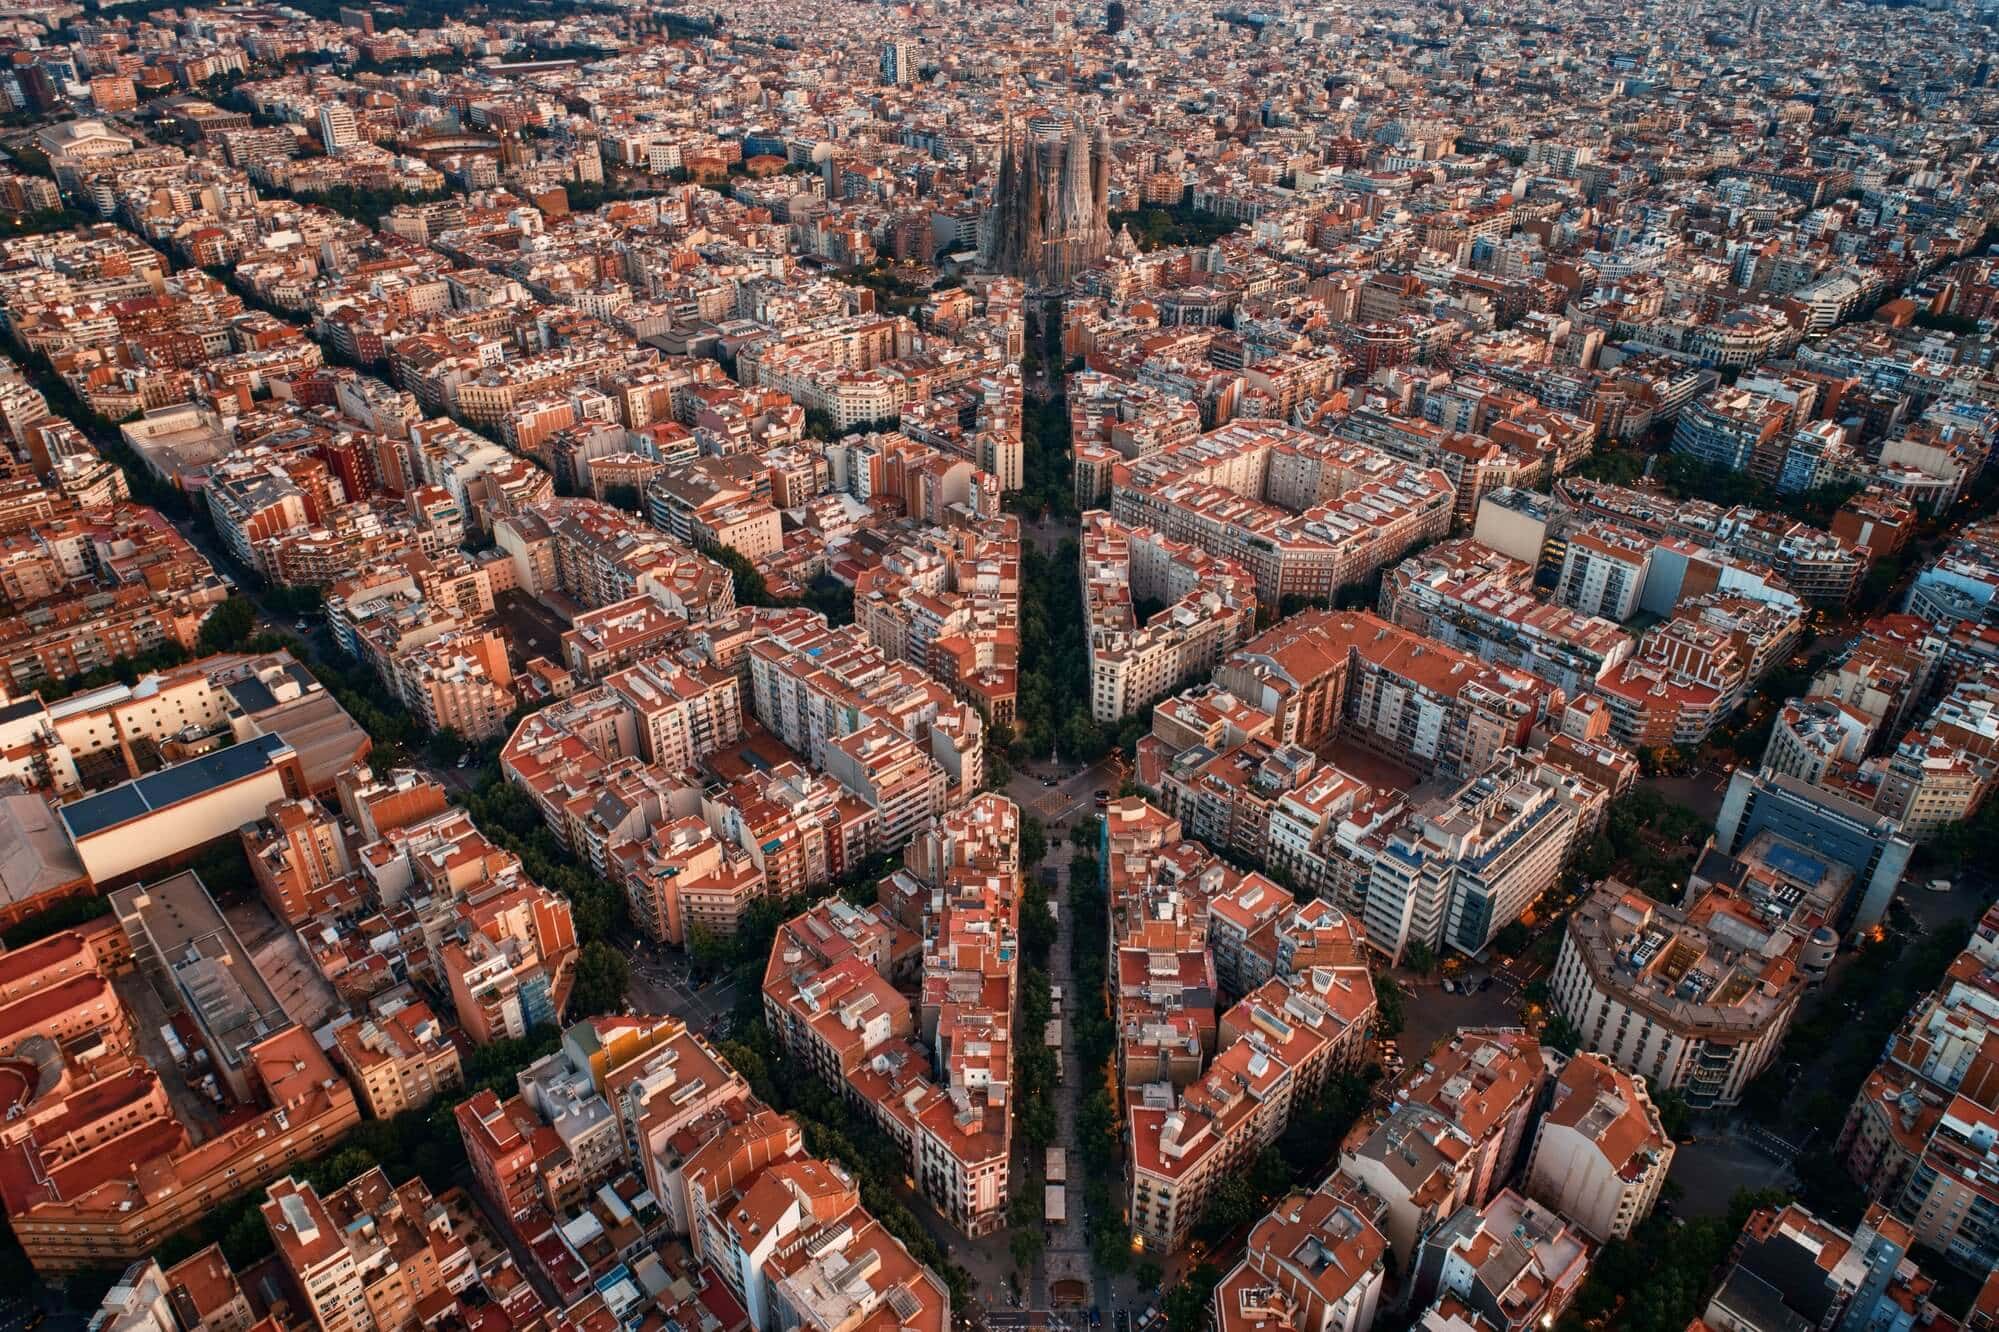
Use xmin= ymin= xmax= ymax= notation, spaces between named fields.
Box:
xmin=1836 ymin=906 xmax=1999 ymax=1277
xmin=1555 ymin=526 xmax=1652 ymax=622
xmin=442 ymin=927 xmax=554 ymax=1046
xmin=1671 ymin=386 xmax=1790 ymax=476
xmin=560 ymin=596 xmax=690 ymax=681
xmin=617 ymin=815 xmax=767 ymax=945
xmin=1400 ymin=1028 xmax=1547 ymax=1210
xmin=88 ymin=1247 xmax=256 ymax=1332
xmin=765 ymin=797 xmax=1021 ymax=1239
xmin=1130 ymin=965 xmax=1379 ymax=1250
xmin=1336 ymin=1101 xmax=1480 ymax=1266
xmin=1080 ymin=511 xmax=1259 ymax=722
xmin=605 ymin=656 xmax=743 ymax=769
xmin=1762 ymin=696 xmax=1872 ymax=784
xmin=243 ymin=795 xmax=352 ymax=924
xmin=1109 ymin=422 xmax=1454 ymax=605
xmin=1214 ymin=611 xmax=1557 ymax=779
xmin=1810 ymin=616 xmax=1949 ymax=743
xmin=393 ymin=629 xmax=515 ymax=741
xmin=1522 ymin=1052 xmax=1674 ymax=1241
xmin=1873 ymin=732 xmax=1991 ymax=842
xmin=267 ymin=1169 xmax=473 ymax=1332
xmin=1350 ymin=751 xmax=1585 ymax=963
xmin=455 ymin=1088 xmax=549 ymax=1225
xmin=1703 ymin=1203 xmax=1949 ymax=1332
xmin=1550 ymin=882 xmax=1805 ymax=1108
xmin=1212 ymin=1190 xmax=1388 ymax=1332
xmin=745 ymin=613 xmax=981 ymax=816
xmin=1382 ymin=539 xmax=1633 ymax=697
xmin=1410 ymin=1191 xmax=1590 ymax=1332
xmin=328 ymin=998 xmax=465 ymax=1119
xmin=1 ymin=1023 xmax=359 ymax=1273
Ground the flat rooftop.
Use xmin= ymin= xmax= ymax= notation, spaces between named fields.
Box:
xmin=61 ymin=733 xmax=290 ymax=840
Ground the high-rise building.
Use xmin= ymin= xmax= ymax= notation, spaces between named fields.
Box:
xmin=317 ymin=102 xmax=360 ymax=154
xmin=1715 ymin=766 xmax=1914 ymax=932
xmin=879 ymin=37 xmax=916 ymax=84
xmin=984 ymin=114 xmax=1112 ymax=287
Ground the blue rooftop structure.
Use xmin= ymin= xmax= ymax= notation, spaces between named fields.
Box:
xmin=60 ymin=733 xmax=291 ymax=840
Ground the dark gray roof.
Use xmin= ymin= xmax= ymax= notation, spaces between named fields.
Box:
xmin=224 ymin=675 xmax=278 ymax=714
xmin=0 ymin=697 xmax=45 ymax=725
xmin=61 ymin=733 xmax=288 ymax=839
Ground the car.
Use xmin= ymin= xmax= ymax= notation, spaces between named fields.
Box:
xmin=293 ymin=619 xmax=310 ymax=632
xmin=456 ymin=754 xmax=472 ymax=768
xmin=1441 ymin=979 xmax=1454 ymax=993
xmin=1093 ymin=788 xmax=1109 ymax=804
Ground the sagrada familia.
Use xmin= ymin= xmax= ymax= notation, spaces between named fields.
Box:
xmin=983 ymin=114 xmax=1113 ymax=288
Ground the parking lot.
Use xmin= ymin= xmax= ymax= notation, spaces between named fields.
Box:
xmin=1392 ymin=971 xmax=1527 ymax=1070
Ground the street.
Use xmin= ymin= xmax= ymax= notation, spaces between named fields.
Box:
xmin=1006 ymin=752 xmax=1129 ymax=831
xmin=627 ymin=946 xmax=739 ymax=1037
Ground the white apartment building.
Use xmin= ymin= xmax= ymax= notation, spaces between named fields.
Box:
xmin=1550 ymin=883 xmax=1805 ymax=1108
xmin=1522 ymin=1052 xmax=1675 ymax=1240
xmin=1555 ymin=526 xmax=1651 ymax=622
xmin=1352 ymin=752 xmax=1583 ymax=963
xmin=317 ymin=102 xmax=360 ymax=154
xmin=1081 ymin=512 xmax=1258 ymax=723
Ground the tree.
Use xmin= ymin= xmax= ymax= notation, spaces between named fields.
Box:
xmin=1021 ymin=815 xmax=1047 ymax=868
xmin=1009 ymin=1225 xmax=1044 ymax=1273
xmin=687 ymin=921 xmax=731 ymax=977
xmin=1196 ymin=1175 xmax=1260 ymax=1240
xmin=1163 ymin=1264 xmax=1223 ymax=1332
xmin=569 ymin=941 xmax=631 ymax=1017
xmin=1653 ymin=1088 xmax=1693 ymax=1140
xmin=1543 ymin=1012 xmax=1585 ymax=1056
xmin=199 ymin=595 xmax=257 ymax=653
xmin=1375 ymin=975 xmax=1406 ymax=1036
xmin=190 ymin=839 xmax=255 ymax=902
xmin=709 ymin=544 xmax=775 ymax=606
xmin=425 ymin=727 xmax=467 ymax=767
xmin=2 ymin=893 xmax=111 ymax=948
xmin=1403 ymin=941 xmax=1437 ymax=976
xmin=1489 ymin=921 xmax=1532 ymax=958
